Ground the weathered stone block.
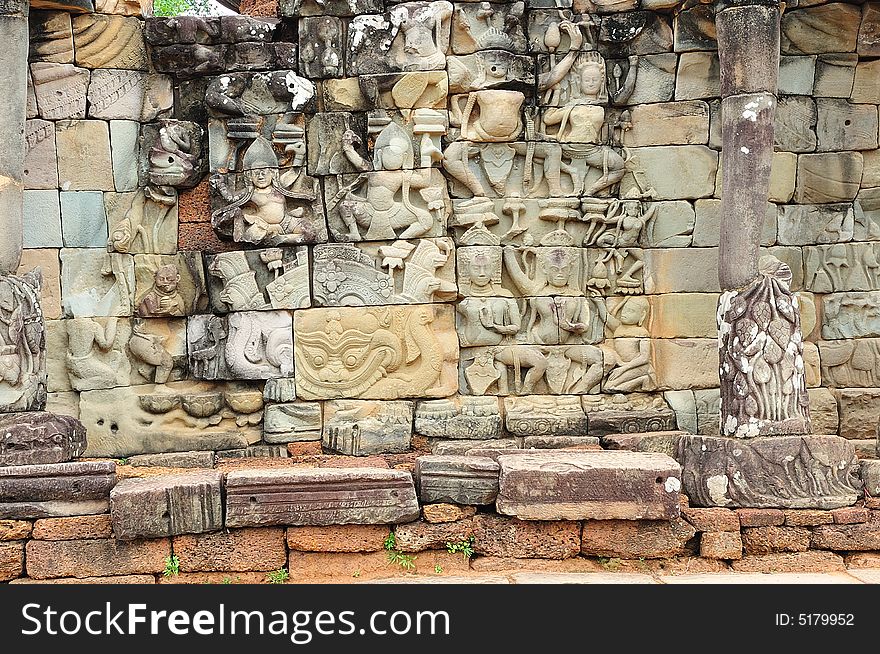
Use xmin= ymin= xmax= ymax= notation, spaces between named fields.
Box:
xmin=0 ymin=461 xmax=115 ymax=505
xmin=649 ymin=293 xmax=719 ymax=339
xmin=0 ymin=412 xmax=85 ymax=466
xmin=0 ymin=541 xmax=24 ymax=581
xmin=796 ymin=152 xmax=864 ymax=204
xmin=623 ymin=146 xmax=718 ymax=200
xmin=677 ymin=435 xmax=861 ymax=509
xmin=627 ymin=53 xmax=677 ymax=105
xmin=264 ymin=402 xmax=322 ymax=444
xmin=55 ymin=120 xmax=114 ymax=191
xmin=814 ymin=53 xmax=858 ymax=98
xmin=173 ymin=528 xmax=286 ymax=572
xmin=286 ymin=525 xmax=388 ymax=552
xmin=862 ymin=459 xmax=880 ymax=497
xmin=25 ymin=537 xmax=169 ymax=579
xmin=414 ymin=455 xmax=499 ymax=505
xmin=24 ymin=119 xmax=58 ymax=189
xmin=581 ymin=518 xmax=696 ymax=559
xmin=60 ymin=191 xmax=108 ymax=247
xmin=225 ymin=468 xmax=420 ymax=527
xmin=784 ymin=509 xmax=834 ymax=527
xmin=110 ymin=471 xmax=223 ymax=540
xmin=504 ymin=396 xmax=589 ymax=438
xmin=601 ymin=431 xmax=684 ymax=458
xmin=836 ymin=388 xmax=880 ymax=440
xmin=473 ymin=514 xmax=580 ymax=559
xmin=681 ymin=507 xmax=740 ymax=532
xmin=730 ymin=550 xmax=845 ymax=573
xmin=653 ymin=338 xmax=719 ymax=390
xmin=831 ymin=506 xmax=869 ymax=524
xmin=415 ymin=396 xmax=502 ymax=440
xmin=422 ymin=503 xmax=476 ymax=524
xmin=587 ymin=407 xmax=678 ymax=436
xmin=737 ymin=508 xmax=785 ymax=527
xmin=394 ymin=518 xmax=473 ymax=552
xmin=785 ymin=2 xmax=860 ymax=52
xmin=742 ymin=526 xmax=811 ymax=554
xmin=30 ymin=62 xmax=88 ymax=120
xmin=0 ymin=520 xmax=31 ymax=541
xmin=496 ymin=451 xmax=682 ymax=521
xmin=128 ymin=451 xmax=216 ymax=468
xmin=700 ymin=531 xmax=742 ymax=560
xmin=521 ymin=435 xmax=600 ymax=449
xmin=72 ymin=15 xmax=148 ymax=70
xmin=323 ymin=400 xmax=412 ymax=455
xmin=859 ymin=2 xmax=880 ymax=56
xmin=774 ymin=96 xmax=817 ymax=153
xmin=622 ymin=101 xmax=709 ymax=147
xmin=816 ymin=99 xmax=879 ymax=152
xmin=778 ymin=55 xmax=816 ymax=96
xmin=31 ymin=514 xmax=112 ymax=540
xmin=674 ymin=51 xmax=719 ymax=100
xmin=812 ymin=515 xmax=880 ymax=550
xmin=109 ymin=120 xmax=140 ymax=192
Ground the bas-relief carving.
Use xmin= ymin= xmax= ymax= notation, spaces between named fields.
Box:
xmin=79 ymin=381 xmax=264 ymax=457
xmin=0 ymin=273 xmax=47 ymax=413
xmin=600 ymin=296 xmax=655 ymax=393
xmin=60 ymin=250 xmax=135 ymax=318
xmin=822 ymin=292 xmax=880 ymax=340
xmin=134 ymin=253 xmax=207 ymax=318
xmin=451 ymin=1 xmax=527 ymax=55
xmin=312 ymin=239 xmax=456 ymax=306
xmin=207 ymin=247 xmax=310 ymax=312
xmin=819 ymin=339 xmax=880 ymax=388
xmin=299 ymin=16 xmax=344 ymax=79
xmin=30 ymin=62 xmax=88 ymax=120
xmin=64 ymin=318 xmax=131 ymax=391
xmin=188 ymin=311 xmax=294 ymax=381
xmin=293 ymin=305 xmax=458 ymax=400
xmin=414 ymin=395 xmax=502 ymax=439
xmin=128 ymin=318 xmax=187 ymax=385
xmin=323 ymin=399 xmax=412 ymax=455
xmin=29 ymin=12 xmax=74 ymax=64
xmin=358 ymin=71 xmax=449 ymax=110
xmin=804 ymin=243 xmax=880 ymax=293
xmin=347 ymin=1 xmax=454 ymax=75
xmin=447 ymin=50 xmax=535 ymax=93
xmin=718 ymin=256 xmax=811 ymax=438
xmin=504 ymin=394 xmax=589 ymax=436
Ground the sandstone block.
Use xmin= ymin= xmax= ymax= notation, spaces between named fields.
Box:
xmin=600 ymin=432 xmax=684 ymax=458
xmin=816 ymin=99 xmax=879 ymax=152
xmin=14 ymin=574 xmax=155 ymax=584
xmin=795 ymin=152 xmax=863 ymax=204
xmin=0 ymin=541 xmax=24 ymax=581
xmin=72 ymin=14 xmax=147 ymax=70
xmin=286 ymin=525 xmax=388 ymax=552
xmin=55 ymin=120 xmax=114 ymax=191
xmin=128 ymin=451 xmax=216 ymax=468
xmin=0 ymin=520 xmax=31 ymax=541
xmin=23 ymin=190 xmax=62 ymax=247
xmin=627 ymin=53 xmax=677 ymax=105
xmin=831 ymin=506 xmax=870 ymax=524
xmin=0 ymin=500 xmax=108 ymax=521
xmin=173 ymin=528 xmax=286 ymax=572
xmin=225 ymin=468 xmax=420 ymax=527
xmin=814 ymin=53 xmax=858 ymax=98
xmin=778 ymin=55 xmax=816 ymax=96
xmin=742 ymin=526 xmax=811 ymax=554
xmin=110 ymin=471 xmax=224 ymax=540
xmin=653 ymin=338 xmax=719 ymax=390
xmin=31 ymin=514 xmax=112 ymax=540
xmin=264 ymin=402 xmax=322 ymax=444
xmin=414 ymin=396 xmax=502 ymax=440
xmin=0 ymin=412 xmax=86 ymax=466
xmin=24 ymin=119 xmax=58 ymax=189
xmin=394 ymin=518 xmax=474 ymax=553
xmin=323 ymin=400 xmax=412 ymax=455
xmin=521 ymin=436 xmax=600 ymax=449
xmin=473 ymin=514 xmax=580 ymax=560
xmin=836 ymin=389 xmax=880 ymax=440
xmin=859 ymin=3 xmax=880 ymax=55
xmin=25 ymin=537 xmax=169 ymax=579
xmin=60 ymin=191 xmax=108 ymax=247
xmin=414 ymin=455 xmax=499 ymax=505
xmin=809 ymin=388 xmax=840 ymax=436
xmin=496 ymin=451 xmax=682 ymax=521
xmin=622 ymin=101 xmax=709 ymax=147
xmin=781 ymin=3 xmax=861 ymax=54
xmin=862 ymin=459 xmax=880 ymax=497
xmin=674 ymin=51 xmax=719 ymax=100
xmin=581 ymin=518 xmax=696 ymax=559
xmin=623 ymin=146 xmax=718 ymax=200
xmin=649 ymin=293 xmax=719 ymax=338
xmin=700 ymin=531 xmax=743 ymax=560
xmin=0 ymin=461 xmax=115 ymax=504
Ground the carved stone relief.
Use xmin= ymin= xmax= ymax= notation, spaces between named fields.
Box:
xmin=0 ymin=273 xmax=47 ymax=413
xmin=293 ymin=305 xmax=458 ymax=400
xmin=80 ymin=381 xmax=264 ymax=457
xmin=299 ymin=16 xmax=344 ymax=79
xmin=206 ymin=247 xmax=310 ymax=312
xmin=451 ymin=1 xmax=527 ymax=55
xmin=134 ymin=253 xmax=208 ymax=318
xmin=822 ymin=292 xmax=880 ymax=339
xmin=504 ymin=394 xmax=589 ymax=436
xmin=819 ymin=339 xmax=880 ymax=388
xmin=64 ymin=318 xmax=132 ymax=391
xmin=323 ymin=399 xmax=413 ymax=455
xmin=804 ymin=243 xmax=880 ymax=293
xmin=30 ymin=62 xmax=89 ymax=120
xmin=60 ymin=250 xmax=135 ymax=318
xmin=312 ymin=239 xmax=456 ymax=306
xmin=188 ymin=311 xmax=294 ymax=380
xmin=600 ymin=295 xmax=655 ymax=393
xmin=415 ymin=395 xmax=502 ymax=439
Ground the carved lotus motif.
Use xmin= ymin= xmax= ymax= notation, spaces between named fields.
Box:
xmin=224 ymin=390 xmax=264 ymax=414
xmin=181 ymin=393 xmax=224 ymax=418
xmin=137 ymin=393 xmax=181 ymax=414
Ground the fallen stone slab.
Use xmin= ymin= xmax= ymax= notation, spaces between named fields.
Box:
xmin=677 ymin=435 xmax=862 ymax=509
xmin=496 ymin=451 xmax=682 ymax=521
xmin=225 ymin=468 xmax=419 ymax=527
xmin=110 ymin=471 xmax=224 ymax=540
xmin=0 ymin=461 xmax=115 ymax=503
xmin=0 ymin=412 xmax=86 ymax=466
xmin=0 ymin=500 xmax=109 ymax=520
xmin=414 ymin=455 xmax=499 ymax=506
xmin=128 ymin=451 xmax=216 ymax=468
xmin=522 ymin=436 xmax=600 ymax=449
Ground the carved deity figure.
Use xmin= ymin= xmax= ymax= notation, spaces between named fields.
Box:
xmin=718 ymin=255 xmax=811 ymax=437
xmin=128 ymin=319 xmax=175 ymax=384
xmin=137 ymin=265 xmax=186 ymax=318
xmin=208 ymin=251 xmax=268 ymax=311
xmin=332 ymin=123 xmax=447 ymax=241
xmin=211 ymin=137 xmax=320 ymax=246
xmin=601 ymin=296 xmax=656 ymax=392
xmin=584 ymin=198 xmax=652 ymax=295
xmin=503 ymin=246 xmax=582 ymax=296
xmin=65 ymin=318 xmax=130 ymax=391
xmin=0 ymin=273 xmax=45 ymax=412
xmin=394 ymin=2 xmax=453 ymax=71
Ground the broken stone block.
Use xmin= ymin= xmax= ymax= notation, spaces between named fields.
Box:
xmin=128 ymin=451 xmax=216 ymax=468
xmin=473 ymin=513 xmax=580 ymax=559
xmin=436 ymin=438 xmax=518 ymax=455
xmin=225 ymin=468 xmax=420 ymax=527
xmin=264 ymin=402 xmax=321 ymax=444
xmin=30 ymin=62 xmax=88 ymax=120
xmin=673 ymin=3 xmax=716 ymax=52
xmin=504 ymin=396 xmax=589 ymax=437
xmin=55 ymin=120 xmax=114 ymax=191
xmin=835 ymin=388 xmax=880 ymax=440
xmin=781 ymin=3 xmax=861 ymax=54
xmin=795 ymin=152 xmax=864 ymax=203
xmin=497 ymin=451 xmax=682 ymax=521
xmin=72 ymin=14 xmax=147 ymax=70
xmin=522 ymin=435 xmax=600 ymax=449
xmin=0 ymin=413 xmax=86 ymax=466
xmin=600 ymin=431 xmax=684 ymax=457
xmin=414 ymin=455 xmax=499 ymax=505
xmin=581 ymin=518 xmax=696 ymax=559
xmin=110 ymin=471 xmax=224 ymax=540
xmin=414 ymin=396 xmax=501 ymax=439
xmin=323 ymin=400 xmax=412 ymax=455
xmin=677 ymin=435 xmax=862 ymax=509
xmin=699 ymin=531 xmax=742 ymax=560
xmin=205 ymin=248 xmax=310 ymax=313
xmin=299 ymin=16 xmax=345 ymax=78
xmin=422 ymin=503 xmax=476 ymax=524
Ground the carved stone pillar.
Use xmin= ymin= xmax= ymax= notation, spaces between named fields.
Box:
xmin=0 ymin=0 xmax=28 ymax=275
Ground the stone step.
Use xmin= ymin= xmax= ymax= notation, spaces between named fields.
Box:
xmin=0 ymin=461 xmax=116 ymax=521
xmin=414 ymin=455 xmax=499 ymax=506
xmin=225 ymin=467 xmax=419 ymax=527
xmin=496 ymin=451 xmax=682 ymax=521
xmin=110 ymin=471 xmax=224 ymax=540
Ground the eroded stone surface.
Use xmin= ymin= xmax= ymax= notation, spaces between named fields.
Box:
xmin=414 ymin=455 xmax=499 ymax=505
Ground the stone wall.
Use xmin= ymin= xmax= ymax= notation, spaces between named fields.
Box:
xmin=19 ymin=0 xmax=880 ymax=464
